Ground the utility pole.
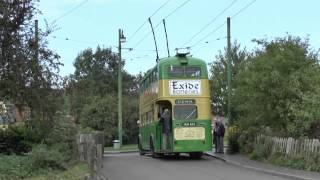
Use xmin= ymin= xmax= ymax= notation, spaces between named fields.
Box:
xmin=227 ymin=17 xmax=232 ymax=122
xmin=118 ymin=29 xmax=125 ymax=146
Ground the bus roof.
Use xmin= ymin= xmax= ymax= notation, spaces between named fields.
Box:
xmin=140 ymin=55 xmax=208 ymax=83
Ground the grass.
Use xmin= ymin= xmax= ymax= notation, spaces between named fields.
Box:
xmin=105 ymin=144 xmax=138 ymax=151
xmin=26 ymin=163 xmax=89 ymax=180
xmin=0 ymin=155 xmax=89 ymax=180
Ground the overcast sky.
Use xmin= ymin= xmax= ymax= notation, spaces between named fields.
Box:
xmin=36 ymin=0 xmax=320 ymax=77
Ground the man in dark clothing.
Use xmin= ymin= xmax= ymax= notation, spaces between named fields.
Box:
xmin=214 ymin=121 xmax=219 ymax=153
xmin=216 ymin=120 xmax=225 ymax=153
xmin=160 ymin=109 xmax=171 ymax=150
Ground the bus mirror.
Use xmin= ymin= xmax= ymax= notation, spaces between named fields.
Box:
xmin=137 ymin=120 xmax=141 ymax=125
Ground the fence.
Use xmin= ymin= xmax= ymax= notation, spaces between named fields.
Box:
xmin=77 ymin=132 xmax=105 ymax=180
xmin=256 ymin=135 xmax=320 ymax=159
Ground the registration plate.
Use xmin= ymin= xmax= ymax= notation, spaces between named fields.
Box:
xmin=182 ymin=122 xmax=196 ymax=127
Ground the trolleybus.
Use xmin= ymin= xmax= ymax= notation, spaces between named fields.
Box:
xmin=138 ymin=52 xmax=212 ymax=158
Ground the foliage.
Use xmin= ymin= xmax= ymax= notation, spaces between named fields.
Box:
xmin=0 ymin=155 xmax=89 ymax=179
xmin=24 ymin=163 xmax=89 ymax=180
xmin=30 ymin=144 xmax=66 ymax=170
xmin=80 ymin=95 xmax=117 ymax=145
xmin=0 ymin=125 xmax=32 ymax=155
xmin=45 ymin=112 xmax=78 ymax=162
xmin=249 ymin=137 xmax=320 ymax=172
xmin=226 ymin=126 xmax=240 ymax=154
xmin=66 ymin=47 xmax=140 ymax=145
xmin=0 ymin=0 xmax=62 ymax=122
xmin=0 ymin=155 xmax=34 ymax=179
xmin=209 ymin=41 xmax=249 ymax=117
xmin=233 ymin=36 xmax=320 ymax=137
xmin=250 ymin=136 xmax=273 ymax=160
xmin=268 ymin=153 xmax=320 ymax=172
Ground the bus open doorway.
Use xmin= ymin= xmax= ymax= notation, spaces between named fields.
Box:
xmin=156 ymin=100 xmax=173 ymax=154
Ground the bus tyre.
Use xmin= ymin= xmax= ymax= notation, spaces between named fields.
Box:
xmin=138 ymin=139 xmax=145 ymax=156
xmin=189 ymin=152 xmax=203 ymax=159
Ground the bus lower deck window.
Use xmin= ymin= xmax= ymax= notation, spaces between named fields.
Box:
xmin=174 ymin=105 xmax=197 ymax=120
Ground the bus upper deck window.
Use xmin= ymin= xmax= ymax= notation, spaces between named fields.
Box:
xmin=168 ymin=66 xmax=183 ymax=77
xmin=185 ymin=67 xmax=201 ymax=77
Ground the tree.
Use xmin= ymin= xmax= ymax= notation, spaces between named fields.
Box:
xmin=0 ymin=0 xmax=62 ymax=122
xmin=67 ymin=47 xmax=140 ymax=144
xmin=209 ymin=41 xmax=249 ymax=117
xmin=233 ymin=36 xmax=320 ymax=137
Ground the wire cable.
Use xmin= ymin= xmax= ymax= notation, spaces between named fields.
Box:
xmin=127 ymin=0 xmax=173 ymax=42
xmin=51 ymin=0 xmax=89 ymax=24
xmin=231 ymin=0 xmax=257 ymax=19
xmin=189 ymin=22 xmax=226 ymax=48
xmin=49 ymin=35 xmax=106 ymax=46
xmin=131 ymin=0 xmax=193 ymax=49
xmin=182 ymin=0 xmax=237 ymax=47
xmin=190 ymin=0 xmax=257 ymax=48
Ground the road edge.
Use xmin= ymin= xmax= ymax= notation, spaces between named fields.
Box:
xmin=104 ymin=150 xmax=139 ymax=154
xmin=204 ymin=153 xmax=315 ymax=180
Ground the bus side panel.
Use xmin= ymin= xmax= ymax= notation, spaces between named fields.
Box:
xmin=140 ymin=122 xmax=161 ymax=151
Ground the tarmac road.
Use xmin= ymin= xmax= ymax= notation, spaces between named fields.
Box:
xmin=102 ymin=153 xmax=292 ymax=180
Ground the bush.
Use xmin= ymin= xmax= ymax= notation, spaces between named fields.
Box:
xmin=31 ymin=144 xmax=66 ymax=170
xmin=268 ymin=153 xmax=320 ymax=172
xmin=227 ymin=126 xmax=240 ymax=154
xmin=0 ymin=155 xmax=33 ymax=179
xmin=0 ymin=125 xmax=32 ymax=155
xmin=250 ymin=143 xmax=272 ymax=160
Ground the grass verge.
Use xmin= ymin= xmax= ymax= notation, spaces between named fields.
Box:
xmin=0 ymin=155 xmax=89 ymax=180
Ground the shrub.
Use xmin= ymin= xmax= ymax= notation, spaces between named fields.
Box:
xmin=0 ymin=125 xmax=32 ymax=155
xmin=31 ymin=144 xmax=66 ymax=170
xmin=250 ymin=142 xmax=272 ymax=160
xmin=238 ymin=127 xmax=261 ymax=154
xmin=227 ymin=126 xmax=240 ymax=154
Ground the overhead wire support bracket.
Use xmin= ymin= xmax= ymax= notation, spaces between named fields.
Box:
xmin=148 ymin=17 xmax=159 ymax=62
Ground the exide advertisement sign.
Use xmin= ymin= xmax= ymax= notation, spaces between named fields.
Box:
xmin=169 ymin=80 xmax=201 ymax=96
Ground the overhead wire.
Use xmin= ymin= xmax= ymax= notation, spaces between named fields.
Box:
xmin=49 ymin=35 xmax=107 ymax=46
xmin=127 ymin=0 xmax=173 ymax=42
xmin=51 ymin=0 xmax=89 ymax=24
xmin=131 ymin=0 xmax=193 ymax=49
xmin=182 ymin=0 xmax=238 ymax=47
xmin=189 ymin=0 xmax=257 ymax=48
xmin=231 ymin=0 xmax=257 ymax=19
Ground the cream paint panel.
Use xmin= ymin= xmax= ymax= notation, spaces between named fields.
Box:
xmin=174 ymin=127 xmax=205 ymax=140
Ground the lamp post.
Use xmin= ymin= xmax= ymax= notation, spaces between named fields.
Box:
xmin=118 ymin=29 xmax=126 ymax=147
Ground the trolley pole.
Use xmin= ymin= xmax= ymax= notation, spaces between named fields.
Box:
xmin=118 ymin=29 xmax=123 ymax=146
xmin=227 ymin=17 xmax=232 ymax=122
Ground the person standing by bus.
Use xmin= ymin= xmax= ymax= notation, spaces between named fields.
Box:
xmin=216 ymin=118 xmax=225 ymax=153
xmin=213 ymin=120 xmax=219 ymax=153
xmin=160 ymin=109 xmax=171 ymax=150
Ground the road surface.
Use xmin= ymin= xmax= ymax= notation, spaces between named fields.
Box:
xmin=102 ymin=153 xmax=291 ymax=180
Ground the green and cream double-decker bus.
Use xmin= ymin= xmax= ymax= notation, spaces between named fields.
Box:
xmin=138 ymin=52 xmax=212 ymax=158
